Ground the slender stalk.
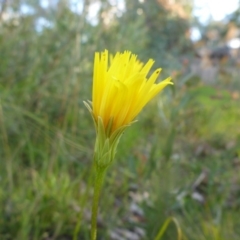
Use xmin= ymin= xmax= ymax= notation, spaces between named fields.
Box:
xmin=91 ymin=166 xmax=106 ymax=240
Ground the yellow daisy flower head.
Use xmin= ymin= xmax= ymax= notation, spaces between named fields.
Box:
xmin=84 ymin=50 xmax=172 ymax=167
xmin=92 ymin=50 xmax=172 ymax=135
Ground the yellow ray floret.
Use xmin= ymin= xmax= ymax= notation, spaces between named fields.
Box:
xmin=92 ymin=50 xmax=173 ymax=134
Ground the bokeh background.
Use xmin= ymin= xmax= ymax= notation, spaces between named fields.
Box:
xmin=0 ymin=0 xmax=240 ymax=239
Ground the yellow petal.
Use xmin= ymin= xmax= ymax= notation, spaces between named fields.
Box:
xmin=91 ymin=50 xmax=173 ymax=134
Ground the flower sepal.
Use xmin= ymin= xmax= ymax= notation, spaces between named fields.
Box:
xmin=94 ymin=117 xmax=128 ymax=168
xmin=84 ymin=101 xmax=130 ymax=168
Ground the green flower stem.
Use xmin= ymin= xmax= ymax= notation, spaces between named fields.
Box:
xmin=91 ymin=166 xmax=107 ymax=240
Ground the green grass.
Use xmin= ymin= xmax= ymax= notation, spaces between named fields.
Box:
xmin=1 ymin=8 xmax=240 ymax=238
xmin=1 ymin=70 xmax=240 ymax=239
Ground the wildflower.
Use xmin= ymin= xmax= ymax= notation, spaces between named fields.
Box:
xmin=93 ymin=50 xmax=172 ymax=133
xmin=84 ymin=50 xmax=172 ymax=240
xmin=85 ymin=50 xmax=172 ymax=167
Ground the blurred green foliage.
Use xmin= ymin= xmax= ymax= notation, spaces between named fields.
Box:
xmin=0 ymin=0 xmax=240 ymax=239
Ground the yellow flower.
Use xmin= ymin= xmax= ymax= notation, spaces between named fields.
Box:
xmin=87 ymin=51 xmax=173 ymax=240
xmin=92 ymin=50 xmax=172 ymax=135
